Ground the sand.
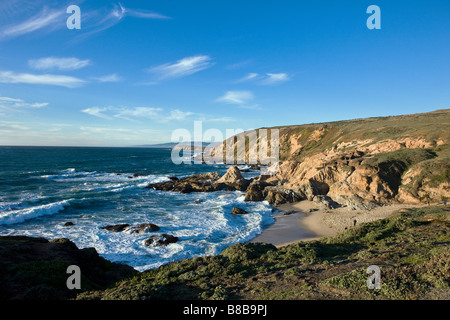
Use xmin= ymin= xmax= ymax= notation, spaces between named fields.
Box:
xmin=251 ymin=200 xmax=424 ymax=248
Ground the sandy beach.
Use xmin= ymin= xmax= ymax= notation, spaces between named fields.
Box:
xmin=251 ymin=200 xmax=424 ymax=247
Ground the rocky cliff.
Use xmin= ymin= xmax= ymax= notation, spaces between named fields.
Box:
xmin=213 ymin=110 xmax=450 ymax=205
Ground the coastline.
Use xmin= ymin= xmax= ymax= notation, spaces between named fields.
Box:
xmin=251 ymin=200 xmax=425 ymax=248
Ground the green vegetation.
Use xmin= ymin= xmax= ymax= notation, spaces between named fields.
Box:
xmin=78 ymin=205 xmax=450 ymax=300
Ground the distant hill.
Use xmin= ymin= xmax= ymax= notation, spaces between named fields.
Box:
xmin=133 ymin=142 xmax=219 ymax=149
xmin=133 ymin=143 xmax=179 ymax=149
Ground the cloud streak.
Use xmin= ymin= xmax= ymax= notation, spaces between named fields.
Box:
xmin=0 ymin=70 xmax=85 ymax=88
xmin=28 ymin=57 xmax=91 ymax=71
xmin=216 ymin=91 xmax=254 ymax=105
xmin=0 ymin=7 xmax=64 ymax=39
xmin=81 ymin=107 xmax=112 ymax=120
xmin=148 ymin=55 xmax=214 ymax=81
xmin=0 ymin=2 xmax=170 ymax=41
xmin=91 ymin=73 xmax=122 ymax=83
xmin=0 ymin=96 xmax=48 ymax=114
xmin=81 ymin=105 xmax=229 ymax=124
xmin=236 ymin=72 xmax=291 ymax=85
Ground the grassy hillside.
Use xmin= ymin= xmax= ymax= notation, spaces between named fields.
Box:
xmin=78 ymin=205 xmax=450 ymax=300
xmin=275 ymin=109 xmax=449 ymax=161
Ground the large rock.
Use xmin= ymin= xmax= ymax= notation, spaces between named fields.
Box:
xmin=231 ymin=207 xmax=248 ymax=215
xmin=215 ymin=166 xmax=250 ymax=191
xmin=0 ymin=236 xmax=137 ymax=300
xmin=102 ymin=224 xmax=130 ymax=232
xmin=313 ymin=195 xmax=340 ymax=209
xmin=294 ymin=180 xmax=319 ymax=201
xmin=146 ymin=172 xmax=222 ymax=193
xmin=125 ymin=223 xmax=160 ymax=234
xmin=263 ymin=186 xmax=304 ymax=205
xmin=244 ymin=181 xmax=271 ymax=202
xmin=144 ymin=234 xmax=179 ymax=247
xmin=334 ymin=195 xmax=379 ymax=210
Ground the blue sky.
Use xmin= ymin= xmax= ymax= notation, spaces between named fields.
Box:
xmin=0 ymin=0 xmax=449 ymax=146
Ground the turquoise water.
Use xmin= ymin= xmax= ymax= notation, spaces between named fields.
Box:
xmin=0 ymin=147 xmax=274 ymax=270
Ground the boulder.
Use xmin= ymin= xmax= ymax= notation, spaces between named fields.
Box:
xmin=244 ymin=181 xmax=271 ymax=202
xmin=125 ymin=223 xmax=160 ymax=234
xmin=231 ymin=207 xmax=248 ymax=215
xmin=334 ymin=195 xmax=379 ymax=210
xmin=263 ymin=186 xmax=304 ymax=205
xmin=294 ymin=180 xmax=320 ymax=201
xmin=312 ymin=195 xmax=340 ymax=209
xmin=215 ymin=166 xmax=250 ymax=191
xmin=102 ymin=224 xmax=130 ymax=232
xmin=64 ymin=222 xmax=74 ymax=227
xmin=144 ymin=234 xmax=179 ymax=247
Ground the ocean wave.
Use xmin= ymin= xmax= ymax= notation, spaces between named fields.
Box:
xmin=0 ymin=200 xmax=71 ymax=225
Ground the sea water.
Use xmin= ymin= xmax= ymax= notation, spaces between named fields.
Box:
xmin=0 ymin=146 xmax=274 ymax=271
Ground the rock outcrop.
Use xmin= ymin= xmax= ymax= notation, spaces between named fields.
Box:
xmin=0 ymin=236 xmax=137 ymax=300
xmin=146 ymin=172 xmax=222 ymax=193
xmin=263 ymin=186 xmax=304 ymax=205
xmin=216 ymin=166 xmax=250 ymax=191
xmin=145 ymin=167 xmax=251 ymax=193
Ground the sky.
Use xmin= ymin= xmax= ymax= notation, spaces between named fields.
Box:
xmin=0 ymin=0 xmax=449 ymax=146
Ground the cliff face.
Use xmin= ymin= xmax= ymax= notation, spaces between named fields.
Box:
xmin=215 ymin=110 xmax=450 ymax=205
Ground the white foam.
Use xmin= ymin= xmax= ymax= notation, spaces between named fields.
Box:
xmin=0 ymin=200 xmax=71 ymax=225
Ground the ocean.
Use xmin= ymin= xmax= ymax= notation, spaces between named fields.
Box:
xmin=0 ymin=146 xmax=274 ymax=271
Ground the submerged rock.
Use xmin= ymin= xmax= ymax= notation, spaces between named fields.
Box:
xmin=231 ymin=207 xmax=248 ymax=215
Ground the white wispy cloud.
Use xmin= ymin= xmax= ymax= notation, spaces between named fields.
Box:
xmin=262 ymin=73 xmax=290 ymax=85
xmin=0 ymin=96 xmax=48 ymax=114
xmin=74 ymin=3 xmax=171 ymax=40
xmin=0 ymin=70 xmax=85 ymax=88
xmin=0 ymin=120 xmax=30 ymax=131
xmin=236 ymin=72 xmax=290 ymax=85
xmin=236 ymin=73 xmax=261 ymax=83
xmin=0 ymin=3 xmax=170 ymax=41
xmin=114 ymin=107 xmax=164 ymax=121
xmin=81 ymin=107 xmax=112 ymax=120
xmin=148 ymin=55 xmax=214 ymax=81
xmin=80 ymin=105 xmax=224 ymax=123
xmin=216 ymin=91 xmax=254 ymax=105
xmin=0 ymin=7 xmax=64 ymax=39
xmin=28 ymin=57 xmax=91 ymax=71
xmin=0 ymin=96 xmax=48 ymax=108
xmin=91 ymin=73 xmax=122 ymax=83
